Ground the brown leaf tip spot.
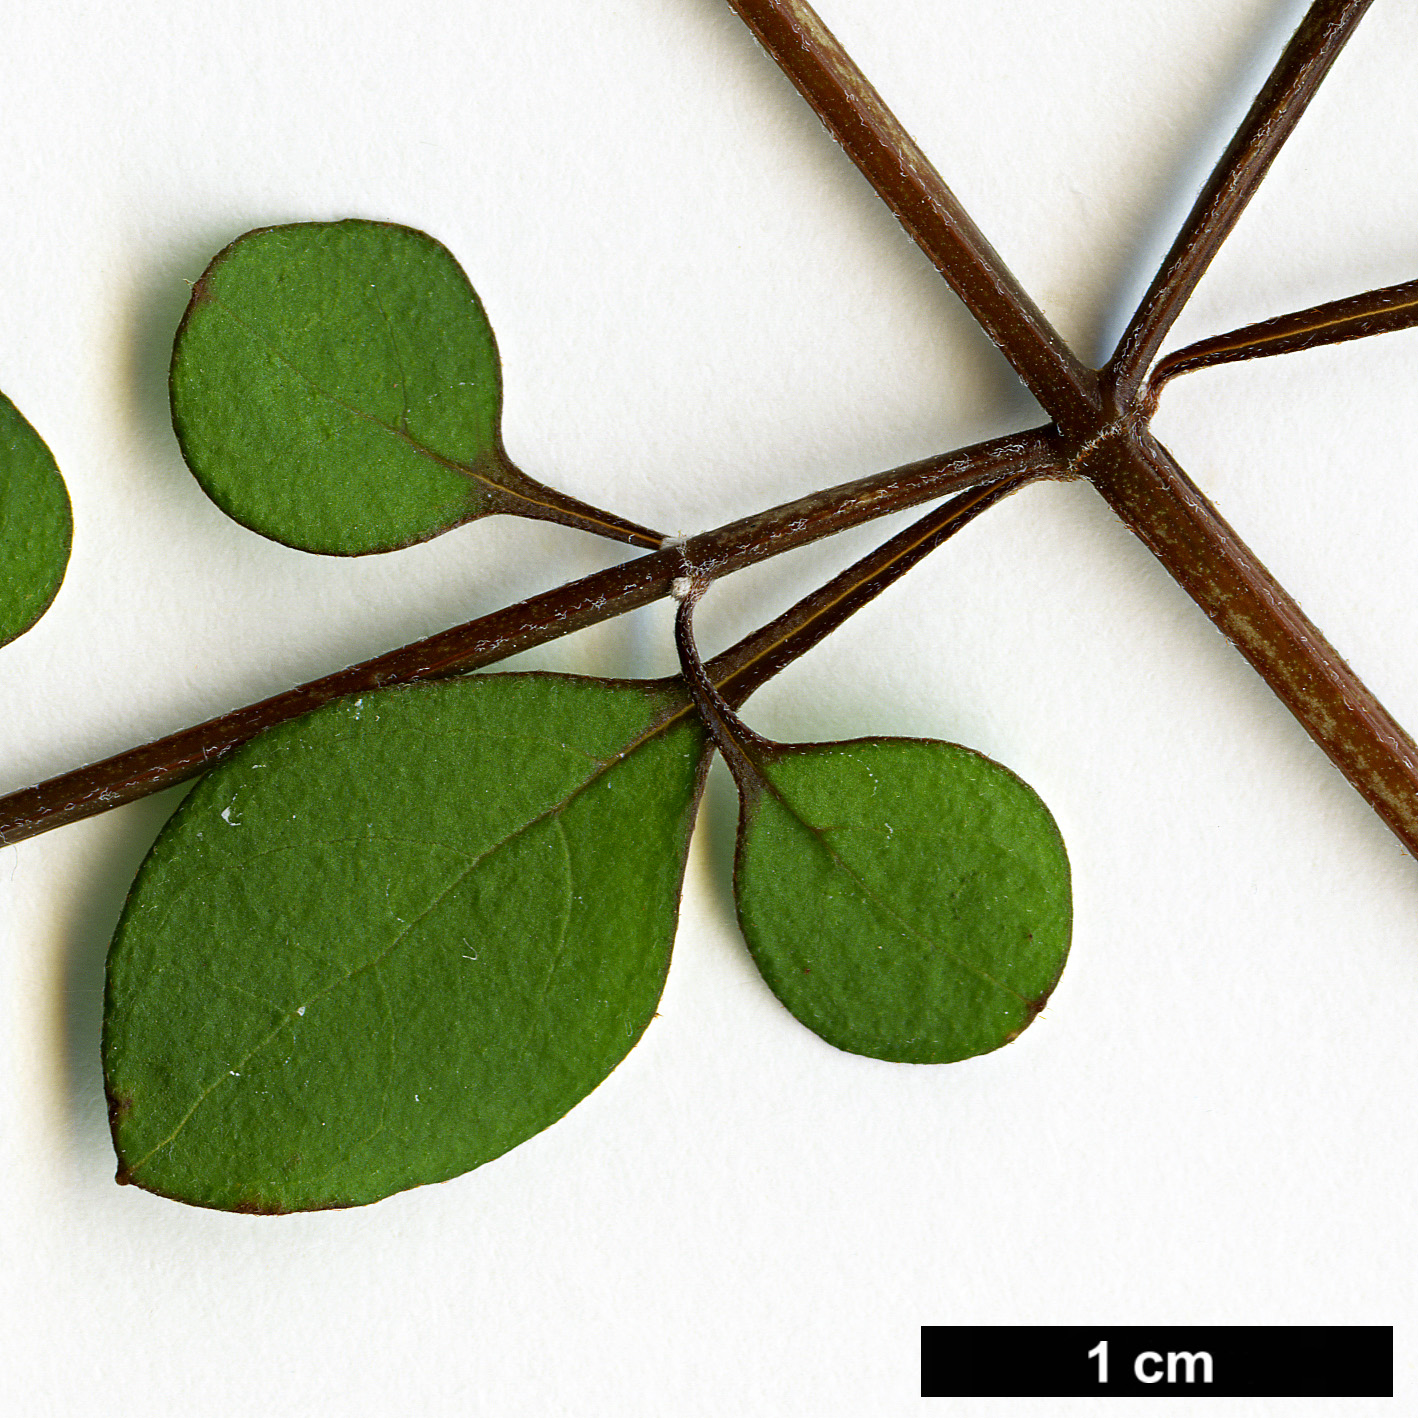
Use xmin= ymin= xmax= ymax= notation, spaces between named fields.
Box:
xmin=106 ymin=1090 xmax=133 ymax=1129
xmin=233 ymin=1193 xmax=293 ymax=1216
xmin=1023 ymin=989 xmax=1054 ymax=1025
xmin=1001 ymin=992 xmax=1053 ymax=1047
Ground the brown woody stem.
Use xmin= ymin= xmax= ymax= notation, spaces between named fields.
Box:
xmin=1085 ymin=430 xmax=1418 ymax=851
xmin=9 ymin=0 xmax=1417 ymax=878
xmin=0 ymin=430 xmax=1059 ymax=847
xmin=722 ymin=0 xmax=1100 ymax=437
xmin=726 ymin=0 xmax=1418 ymax=859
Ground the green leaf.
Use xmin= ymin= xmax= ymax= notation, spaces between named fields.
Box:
xmin=672 ymin=588 xmax=1070 ymax=1065
xmin=0 ymin=391 xmax=71 ymax=649
xmin=171 ymin=220 xmax=657 ymax=555
xmin=733 ymin=738 xmax=1071 ymax=1064
xmin=103 ymin=674 xmax=708 ymax=1212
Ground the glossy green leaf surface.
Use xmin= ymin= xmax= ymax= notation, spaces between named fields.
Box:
xmin=171 ymin=220 xmax=645 ymax=555
xmin=734 ymin=738 xmax=1070 ymax=1064
xmin=104 ymin=674 xmax=708 ymax=1211
xmin=0 ymin=392 xmax=71 ymax=648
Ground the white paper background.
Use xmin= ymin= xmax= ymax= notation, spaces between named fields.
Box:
xmin=2 ymin=1 xmax=1415 ymax=1413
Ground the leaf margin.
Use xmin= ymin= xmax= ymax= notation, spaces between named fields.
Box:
xmin=102 ymin=669 xmax=713 ymax=1212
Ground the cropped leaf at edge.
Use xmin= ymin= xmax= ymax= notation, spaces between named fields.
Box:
xmin=103 ymin=673 xmax=708 ymax=1212
xmin=170 ymin=220 xmax=656 ymax=555
xmin=734 ymin=737 xmax=1071 ymax=1063
xmin=0 ymin=391 xmax=71 ymax=648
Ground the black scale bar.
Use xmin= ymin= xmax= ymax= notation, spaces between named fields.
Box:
xmin=921 ymin=1326 xmax=1392 ymax=1398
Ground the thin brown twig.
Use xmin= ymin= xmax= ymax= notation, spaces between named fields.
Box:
xmin=1146 ymin=276 xmax=1418 ymax=402
xmin=711 ymin=476 xmax=1027 ymax=709
xmin=1108 ymin=0 xmax=1375 ymax=404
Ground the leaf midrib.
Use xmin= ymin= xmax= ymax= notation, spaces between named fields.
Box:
xmin=747 ymin=752 xmax=1037 ymax=1010
xmin=198 ymin=289 xmax=512 ymax=502
xmin=124 ymin=697 xmax=704 ymax=1178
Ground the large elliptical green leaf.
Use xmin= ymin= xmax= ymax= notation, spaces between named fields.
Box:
xmin=170 ymin=220 xmax=658 ymax=555
xmin=104 ymin=674 xmax=708 ymax=1212
xmin=733 ymin=738 xmax=1071 ymax=1063
xmin=0 ymin=391 xmax=71 ymax=648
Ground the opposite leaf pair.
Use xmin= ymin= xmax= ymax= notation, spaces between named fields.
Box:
xmin=105 ymin=663 xmax=1070 ymax=1213
xmin=91 ymin=219 xmax=1071 ymax=1210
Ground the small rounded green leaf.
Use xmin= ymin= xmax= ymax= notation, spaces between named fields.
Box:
xmin=170 ymin=220 xmax=658 ymax=555
xmin=734 ymin=738 xmax=1070 ymax=1063
xmin=103 ymin=674 xmax=708 ymax=1212
xmin=0 ymin=392 xmax=71 ymax=648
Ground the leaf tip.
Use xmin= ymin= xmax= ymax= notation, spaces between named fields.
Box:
xmin=106 ymin=1088 xmax=133 ymax=1131
xmin=1004 ymin=984 xmax=1057 ymax=1045
xmin=187 ymin=269 xmax=215 ymax=308
xmin=108 ymin=1091 xmax=137 ymax=1187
